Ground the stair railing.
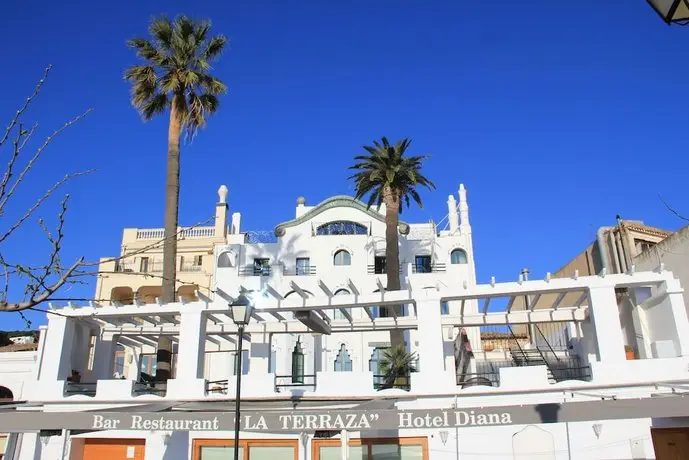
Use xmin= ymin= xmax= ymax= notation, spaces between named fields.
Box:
xmin=507 ymin=325 xmax=527 ymax=364
xmin=535 ymin=324 xmax=561 ymax=363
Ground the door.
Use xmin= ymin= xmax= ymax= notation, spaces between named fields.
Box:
xmin=82 ymin=439 xmax=145 ymax=460
xmin=652 ymin=428 xmax=689 ymax=460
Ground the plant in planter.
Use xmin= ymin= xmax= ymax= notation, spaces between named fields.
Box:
xmin=379 ymin=345 xmax=417 ymax=390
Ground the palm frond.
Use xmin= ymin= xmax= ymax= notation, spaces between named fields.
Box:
xmin=149 ymin=17 xmax=174 ymax=51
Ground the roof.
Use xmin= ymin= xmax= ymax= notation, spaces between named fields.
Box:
xmin=273 ymin=195 xmax=410 ymax=237
xmin=0 ymin=343 xmax=38 ymax=353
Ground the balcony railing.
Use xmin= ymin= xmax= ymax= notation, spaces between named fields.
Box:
xmin=179 ymin=263 xmax=203 ymax=273
xmin=206 ymin=379 xmax=229 ymax=395
xmin=463 ymin=358 xmax=592 ymax=389
xmin=64 ymin=382 xmax=97 ymax=397
xmin=283 ymin=266 xmax=317 ymax=276
xmin=367 ymin=265 xmax=403 ymax=275
xmin=411 ymin=263 xmax=446 ymax=274
xmin=274 ymin=374 xmax=317 ymax=392
xmin=135 ymin=227 xmax=215 ymax=240
xmin=373 ymin=374 xmax=411 ymax=391
xmin=239 ymin=266 xmax=271 ymax=277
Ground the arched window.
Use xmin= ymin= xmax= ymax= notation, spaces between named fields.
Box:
xmin=369 ymin=348 xmax=386 ymax=389
xmin=333 ymin=249 xmax=351 ymax=266
xmin=450 ymin=249 xmax=468 ymax=264
xmin=333 ymin=289 xmax=351 ymax=320
xmin=316 ymin=221 xmax=368 ymax=236
xmin=217 ymin=251 xmax=234 ymax=268
xmin=334 ymin=344 xmax=353 ymax=372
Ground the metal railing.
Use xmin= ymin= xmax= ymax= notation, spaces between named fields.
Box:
xmin=468 ymin=358 xmax=592 ymax=387
xmin=366 ymin=265 xmax=403 ymax=275
xmin=373 ymin=375 xmax=411 ymax=391
xmin=132 ymin=382 xmax=166 ymax=396
xmin=479 ymin=326 xmax=529 ymax=352
xmin=239 ymin=266 xmax=271 ymax=277
xmin=64 ymin=382 xmax=97 ymax=396
xmin=206 ymin=379 xmax=229 ymax=395
xmin=283 ymin=266 xmax=317 ymax=276
xmin=179 ymin=263 xmax=203 ymax=273
xmin=274 ymin=374 xmax=317 ymax=392
xmin=411 ymin=263 xmax=446 ymax=274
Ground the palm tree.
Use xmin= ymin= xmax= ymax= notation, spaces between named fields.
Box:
xmin=379 ymin=345 xmax=417 ymax=390
xmin=125 ymin=15 xmax=227 ymax=382
xmin=349 ymin=137 xmax=434 ymax=348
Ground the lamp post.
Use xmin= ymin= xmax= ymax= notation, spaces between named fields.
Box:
xmin=646 ymin=0 xmax=689 ymax=24
xmin=230 ymin=293 xmax=254 ymax=460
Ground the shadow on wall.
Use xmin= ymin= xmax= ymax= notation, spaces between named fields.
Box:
xmin=161 ymin=431 xmax=189 ymax=460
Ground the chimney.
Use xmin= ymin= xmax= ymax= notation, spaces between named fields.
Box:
xmin=231 ymin=212 xmax=241 ymax=235
xmin=296 ymin=196 xmax=307 ymax=218
xmin=215 ymin=185 xmax=229 ymax=238
xmin=447 ymin=194 xmax=459 ymax=232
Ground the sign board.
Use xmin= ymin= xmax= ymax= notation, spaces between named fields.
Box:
xmin=3 ymin=395 xmax=689 ymax=433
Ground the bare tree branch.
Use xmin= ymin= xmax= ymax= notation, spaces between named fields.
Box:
xmin=0 ymin=66 xmax=93 ymax=313
xmin=658 ymin=193 xmax=689 ymax=222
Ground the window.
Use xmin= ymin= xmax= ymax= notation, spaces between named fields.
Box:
xmin=140 ymin=257 xmax=149 ymax=273
xmin=217 ymin=251 xmax=234 ymax=268
xmin=450 ymin=249 xmax=468 ymax=264
xmin=253 ymin=258 xmax=270 ymax=275
xmin=313 ymin=438 xmax=428 ymax=460
xmin=374 ymin=256 xmax=386 ymax=274
xmin=414 ymin=255 xmax=431 ymax=273
xmin=369 ymin=347 xmax=386 ymax=389
xmin=296 ymin=257 xmax=311 ymax=276
xmin=194 ymin=255 xmax=203 ymax=266
xmin=334 ymin=344 xmax=353 ymax=372
xmin=193 ymin=439 xmax=298 ymax=460
xmin=441 ymin=301 xmax=449 ymax=315
xmin=113 ymin=345 xmax=125 ymax=378
xmin=334 ymin=250 xmax=351 ymax=266
xmin=86 ymin=334 xmax=96 ymax=371
xmin=333 ymin=289 xmax=352 ymax=320
xmin=316 ymin=221 xmax=368 ymax=236
xmin=139 ymin=352 xmax=177 ymax=379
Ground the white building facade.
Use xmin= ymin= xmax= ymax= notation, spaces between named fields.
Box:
xmin=3 ymin=187 xmax=689 ymax=459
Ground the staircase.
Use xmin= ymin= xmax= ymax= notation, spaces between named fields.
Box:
xmin=509 ymin=347 xmax=555 ymax=383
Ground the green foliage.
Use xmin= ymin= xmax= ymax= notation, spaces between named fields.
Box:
xmin=125 ymin=15 xmax=228 ymax=138
xmin=379 ymin=345 xmax=417 ymax=390
xmin=0 ymin=332 xmax=10 ymax=347
xmin=349 ymin=137 xmax=435 ymax=212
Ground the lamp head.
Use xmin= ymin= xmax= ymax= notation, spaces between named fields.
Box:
xmin=231 ymin=293 xmax=254 ymax=326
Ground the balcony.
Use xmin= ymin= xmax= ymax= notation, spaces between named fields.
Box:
xmin=64 ymin=382 xmax=97 ymax=397
xmin=367 ymin=265 xmax=402 ymax=275
xmin=373 ymin=374 xmax=411 ymax=391
xmin=283 ymin=266 xmax=317 ymax=276
xmin=239 ymin=265 xmax=271 ymax=277
xmin=275 ymin=374 xmax=317 ymax=393
xmin=179 ymin=262 xmax=203 ymax=273
xmin=411 ymin=263 xmax=446 ymax=274
xmin=135 ymin=226 xmax=216 ymax=240
xmin=458 ymin=357 xmax=592 ymax=389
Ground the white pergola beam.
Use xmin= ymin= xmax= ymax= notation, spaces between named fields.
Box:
xmin=552 ymin=292 xmax=566 ymax=310
xmin=318 ymin=279 xmax=333 ymax=297
xmin=289 ymin=281 xmax=309 ymax=300
xmin=529 ymin=294 xmax=541 ymax=311
xmin=482 ymin=298 xmax=491 ymax=315
xmin=265 ymin=283 xmax=283 ymax=301
xmin=506 ymin=296 xmax=516 ymax=313
xmin=574 ymin=291 xmax=589 ymax=307
xmin=215 ymin=287 xmax=235 ymax=304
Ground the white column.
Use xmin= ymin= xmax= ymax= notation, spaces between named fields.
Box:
xmin=91 ymin=335 xmax=117 ymax=380
xmin=588 ymin=287 xmax=626 ymax=362
xmin=413 ymin=296 xmax=456 ymax=392
xmin=166 ymin=306 xmax=207 ymax=398
xmin=249 ymin=331 xmax=269 ymax=375
xmin=664 ymin=278 xmax=689 ymax=356
xmin=176 ymin=310 xmax=207 ymax=378
xmin=38 ymin=316 xmax=75 ymax=382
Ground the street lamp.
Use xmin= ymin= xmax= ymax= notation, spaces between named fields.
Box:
xmin=646 ymin=0 xmax=689 ymax=24
xmin=230 ymin=293 xmax=254 ymax=460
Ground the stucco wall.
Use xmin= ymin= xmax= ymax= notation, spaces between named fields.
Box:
xmin=634 ymin=224 xmax=689 ymax=316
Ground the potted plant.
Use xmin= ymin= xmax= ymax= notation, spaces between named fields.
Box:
xmin=379 ymin=345 xmax=417 ymax=390
xmin=625 ymin=345 xmax=636 ymax=360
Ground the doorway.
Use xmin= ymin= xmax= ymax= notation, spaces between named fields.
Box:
xmin=652 ymin=428 xmax=689 ymax=459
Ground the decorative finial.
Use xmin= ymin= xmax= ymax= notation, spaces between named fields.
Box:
xmin=218 ymin=185 xmax=228 ymax=204
xmin=297 ymin=196 xmax=306 ymax=205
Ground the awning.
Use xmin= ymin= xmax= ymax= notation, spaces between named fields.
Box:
xmin=3 ymin=394 xmax=689 ymax=433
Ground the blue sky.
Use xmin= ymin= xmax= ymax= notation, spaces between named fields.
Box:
xmin=1 ymin=1 xmax=687 ymax=330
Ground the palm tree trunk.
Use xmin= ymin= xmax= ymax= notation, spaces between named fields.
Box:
xmin=155 ymin=95 xmax=182 ymax=383
xmin=384 ymin=186 xmax=404 ymax=348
